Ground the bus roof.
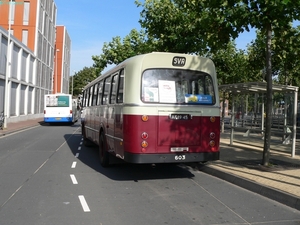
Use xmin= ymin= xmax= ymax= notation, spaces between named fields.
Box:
xmin=83 ymin=52 xmax=216 ymax=90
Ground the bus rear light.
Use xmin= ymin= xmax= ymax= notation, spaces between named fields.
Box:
xmin=209 ymin=140 xmax=216 ymax=147
xmin=141 ymin=115 xmax=149 ymax=122
xmin=210 ymin=116 xmax=216 ymax=123
xmin=70 ymin=110 xmax=73 ymax=114
xmin=44 ymin=110 xmax=46 ymax=114
xmin=141 ymin=132 xmax=149 ymax=139
xmin=141 ymin=141 xmax=148 ymax=148
xmin=210 ymin=132 xmax=216 ymax=139
xmin=141 ymin=148 xmax=147 ymax=153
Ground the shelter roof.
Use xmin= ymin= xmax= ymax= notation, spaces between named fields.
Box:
xmin=219 ymin=82 xmax=299 ymax=94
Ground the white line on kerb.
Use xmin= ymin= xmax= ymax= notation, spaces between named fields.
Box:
xmin=78 ymin=195 xmax=90 ymax=212
xmin=75 ymin=153 xmax=79 ymax=158
xmin=78 ymin=146 xmax=81 ymax=151
xmin=70 ymin=174 xmax=78 ymax=184
xmin=71 ymin=161 xmax=77 ymax=168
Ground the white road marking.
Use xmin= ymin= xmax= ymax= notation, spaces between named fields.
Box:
xmin=80 ymin=142 xmax=83 ymax=145
xmin=78 ymin=195 xmax=90 ymax=212
xmin=75 ymin=153 xmax=79 ymax=158
xmin=70 ymin=174 xmax=78 ymax=184
xmin=78 ymin=146 xmax=81 ymax=151
xmin=71 ymin=161 xmax=77 ymax=168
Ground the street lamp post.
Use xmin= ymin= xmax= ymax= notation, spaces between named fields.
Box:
xmin=72 ymin=71 xmax=75 ymax=97
xmin=55 ymin=49 xmax=60 ymax=94
xmin=3 ymin=0 xmax=13 ymax=129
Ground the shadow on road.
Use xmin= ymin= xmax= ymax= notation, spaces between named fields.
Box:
xmin=65 ymin=133 xmax=195 ymax=181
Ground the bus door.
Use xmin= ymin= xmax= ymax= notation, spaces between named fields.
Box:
xmin=113 ymin=71 xmax=124 ymax=158
xmin=91 ymin=83 xmax=99 ymax=142
xmin=85 ymin=86 xmax=94 ymax=139
xmin=106 ymin=72 xmax=124 ymax=158
xmin=103 ymin=76 xmax=115 ymax=153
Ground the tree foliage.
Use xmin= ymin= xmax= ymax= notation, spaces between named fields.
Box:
xmin=92 ymin=29 xmax=157 ymax=75
xmin=247 ymin=25 xmax=300 ymax=85
xmin=208 ymin=42 xmax=250 ymax=85
xmin=69 ymin=67 xmax=97 ymax=97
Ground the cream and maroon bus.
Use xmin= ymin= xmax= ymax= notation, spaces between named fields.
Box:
xmin=81 ymin=52 xmax=220 ymax=167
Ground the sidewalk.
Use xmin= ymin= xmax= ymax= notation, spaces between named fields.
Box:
xmin=1 ymin=119 xmax=300 ymax=210
xmin=200 ymin=131 xmax=300 ymax=211
xmin=0 ymin=117 xmax=44 ymax=136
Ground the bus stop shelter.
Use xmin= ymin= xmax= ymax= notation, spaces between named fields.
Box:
xmin=219 ymin=82 xmax=299 ymax=157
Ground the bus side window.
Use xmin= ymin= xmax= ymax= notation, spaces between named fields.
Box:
xmin=110 ymin=74 xmax=118 ymax=104
xmin=97 ymin=80 xmax=103 ymax=105
xmin=103 ymin=76 xmax=111 ymax=105
xmin=117 ymin=70 xmax=124 ymax=103
xmin=204 ymin=76 xmax=216 ymax=104
xmin=92 ymin=83 xmax=98 ymax=106
xmin=88 ymin=86 xmax=93 ymax=106
xmin=197 ymin=79 xmax=204 ymax=94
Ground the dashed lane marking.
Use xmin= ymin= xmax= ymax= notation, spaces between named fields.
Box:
xmin=71 ymin=161 xmax=77 ymax=168
xmin=70 ymin=174 xmax=78 ymax=184
xmin=78 ymin=195 xmax=91 ymax=212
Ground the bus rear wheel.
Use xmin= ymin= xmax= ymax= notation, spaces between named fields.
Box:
xmin=99 ymin=132 xmax=109 ymax=167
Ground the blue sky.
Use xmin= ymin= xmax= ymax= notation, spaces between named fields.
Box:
xmin=54 ymin=0 xmax=255 ymax=74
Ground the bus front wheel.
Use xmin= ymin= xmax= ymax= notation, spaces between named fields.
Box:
xmin=99 ymin=132 xmax=109 ymax=167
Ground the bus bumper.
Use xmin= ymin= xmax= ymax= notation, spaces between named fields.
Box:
xmin=44 ymin=117 xmax=73 ymax=123
xmin=123 ymin=152 xmax=220 ymax=164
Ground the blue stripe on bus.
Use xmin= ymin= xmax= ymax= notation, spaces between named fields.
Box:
xmin=44 ymin=117 xmax=73 ymax=123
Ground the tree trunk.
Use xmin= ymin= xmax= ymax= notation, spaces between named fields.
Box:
xmin=262 ymin=23 xmax=273 ymax=166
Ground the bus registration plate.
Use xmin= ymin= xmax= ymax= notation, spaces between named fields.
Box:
xmin=169 ymin=114 xmax=192 ymax=120
xmin=171 ymin=147 xmax=189 ymax=152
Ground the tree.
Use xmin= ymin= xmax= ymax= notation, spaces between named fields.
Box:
xmin=136 ymin=0 xmax=211 ymax=54
xmin=69 ymin=67 xmax=97 ymax=97
xmin=248 ymin=26 xmax=300 ymax=87
xmin=92 ymin=29 xmax=157 ymax=75
xmin=195 ymin=0 xmax=300 ymax=166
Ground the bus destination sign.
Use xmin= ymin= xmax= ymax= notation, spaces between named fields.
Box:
xmin=172 ymin=56 xmax=186 ymax=67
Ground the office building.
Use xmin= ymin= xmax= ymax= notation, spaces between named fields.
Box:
xmin=0 ymin=0 xmax=71 ymax=123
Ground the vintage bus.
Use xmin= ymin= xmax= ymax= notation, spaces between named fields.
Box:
xmin=81 ymin=52 xmax=220 ymax=167
xmin=44 ymin=94 xmax=79 ymax=124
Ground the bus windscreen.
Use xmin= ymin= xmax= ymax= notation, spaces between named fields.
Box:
xmin=142 ymin=69 xmax=216 ymax=104
xmin=45 ymin=95 xmax=70 ymax=107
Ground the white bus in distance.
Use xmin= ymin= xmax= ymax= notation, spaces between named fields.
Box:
xmin=44 ymin=94 xmax=79 ymax=124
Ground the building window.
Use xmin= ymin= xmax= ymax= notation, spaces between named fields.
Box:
xmin=22 ymin=30 xmax=28 ymax=45
xmin=23 ymin=2 xmax=30 ymax=25
xmin=9 ymin=1 xmax=16 ymax=25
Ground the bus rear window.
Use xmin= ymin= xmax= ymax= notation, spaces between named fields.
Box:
xmin=45 ymin=95 xmax=70 ymax=107
xmin=142 ymin=69 xmax=216 ymax=104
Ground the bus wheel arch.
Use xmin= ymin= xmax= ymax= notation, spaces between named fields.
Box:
xmin=99 ymin=130 xmax=109 ymax=167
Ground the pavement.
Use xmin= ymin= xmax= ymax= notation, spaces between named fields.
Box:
xmin=1 ymin=118 xmax=300 ymax=211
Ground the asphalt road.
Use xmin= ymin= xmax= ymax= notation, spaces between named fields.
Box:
xmin=0 ymin=122 xmax=300 ymax=225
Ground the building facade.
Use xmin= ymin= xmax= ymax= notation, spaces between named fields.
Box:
xmin=54 ymin=25 xmax=71 ymax=94
xmin=0 ymin=0 xmax=71 ymax=123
